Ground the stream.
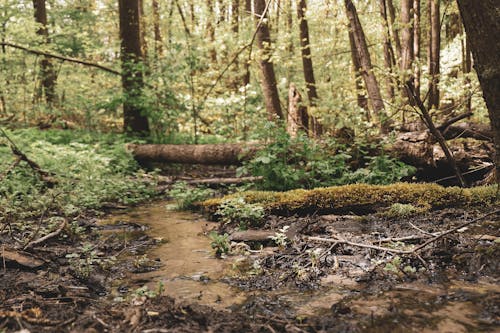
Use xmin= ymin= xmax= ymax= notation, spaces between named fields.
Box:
xmin=100 ymin=201 xmax=500 ymax=332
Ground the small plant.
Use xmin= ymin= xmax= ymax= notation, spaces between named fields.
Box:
xmin=209 ymin=231 xmax=231 ymax=257
xmin=215 ymin=197 xmax=265 ymax=229
xmin=385 ymin=203 xmax=423 ymax=218
xmin=66 ymin=242 xmax=116 ymax=279
xmin=271 ymin=225 xmax=290 ymax=249
xmin=168 ymin=181 xmax=214 ymax=210
xmin=307 ymin=248 xmax=323 ymax=269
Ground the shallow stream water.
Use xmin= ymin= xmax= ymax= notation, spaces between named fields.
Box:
xmin=100 ymin=201 xmax=499 ymax=331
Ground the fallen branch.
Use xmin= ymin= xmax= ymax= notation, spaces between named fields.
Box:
xmin=307 ymin=209 xmax=500 ymax=255
xmin=1 ymin=42 xmax=120 ymax=75
xmin=24 ymin=218 xmax=67 ymax=250
xmin=405 ymin=80 xmax=466 ymax=187
xmin=411 ymin=209 xmax=500 ymax=253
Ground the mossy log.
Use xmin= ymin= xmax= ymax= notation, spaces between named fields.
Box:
xmin=202 ymin=183 xmax=498 ymax=217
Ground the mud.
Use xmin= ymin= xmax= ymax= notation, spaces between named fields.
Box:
xmin=1 ymin=199 xmax=499 ymax=332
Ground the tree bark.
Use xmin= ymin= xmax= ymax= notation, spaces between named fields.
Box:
xmin=287 ymin=83 xmax=308 ymax=138
xmin=344 ymin=0 xmax=387 ymax=132
xmin=386 ymin=0 xmax=402 ymax=64
xmin=128 ymin=143 xmax=258 ymax=165
xmin=378 ymin=0 xmax=396 ymax=103
xmin=152 ymin=0 xmax=163 ymax=58
xmin=347 ymin=27 xmax=369 ymax=115
xmin=207 ymin=0 xmax=217 ymax=63
xmin=32 ymin=0 xmax=57 ymax=106
xmin=413 ymin=0 xmax=421 ymax=99
xmin=119 ymin=0 xmax=150 ymax=135
xmin=400 ymin=0 xmax=414 ymax=92
xmin=427 ymin=0 xmax=440 ymax=110
xmin=254 ymin=0 xmax=283 ymax=120
xmin=297 ymin=0 xmax=322 ymax=136
xmin=457 ymin=0 xmax=500 ymax=184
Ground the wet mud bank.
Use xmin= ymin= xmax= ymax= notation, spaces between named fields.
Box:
xmin=1 ymin=199 xmax=499 ymax=332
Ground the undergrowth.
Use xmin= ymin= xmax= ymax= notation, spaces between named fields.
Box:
xmin=238 ymin=124 xmax=416 ymax=191
xmin=0 ymin=128 xmax=156 ymax=224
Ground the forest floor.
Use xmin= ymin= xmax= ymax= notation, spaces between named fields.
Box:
xmin=1 ymin=171 xmax=499 ymax=332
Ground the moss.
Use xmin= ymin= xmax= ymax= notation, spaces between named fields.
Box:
xmin=202 ymin=183 xmax=499 ymax=217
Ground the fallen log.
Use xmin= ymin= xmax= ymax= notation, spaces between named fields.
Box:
xmin=127 ymin=143 xmax=259 ymax=165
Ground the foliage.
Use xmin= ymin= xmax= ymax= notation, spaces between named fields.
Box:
xmin=66 ymin=242 xmax=116 ymax=279
xmin=0 ymin=128 xmax=155 ymax=224
xmin=209 ymin=231 xmax=231 ymax=257
xmin=238 ymin=124 xmax=416 ymax=191
xmin=215 ymin=197 xmax=265 ymax=229
xmin=271 ymin=225 xmax=289 ymax=249
xmin=167 ymin=181 xmax=214 ymax=210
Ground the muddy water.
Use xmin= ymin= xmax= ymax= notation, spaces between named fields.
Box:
xmin=101 ymin=202 xmax=499 ymax=331
xmin=101 ymin=202 xmax=248 ymax=308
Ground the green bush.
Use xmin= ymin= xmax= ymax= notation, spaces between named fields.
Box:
xmin=215 ymin=197 xmax=265 ymax=229
xmin=237 ymin=125 xmax=416 ymax=191
xmin=167 ymin=181 xmax=214 ymax=210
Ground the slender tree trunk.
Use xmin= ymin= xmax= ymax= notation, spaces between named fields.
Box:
xmin=348 ymin=27 xmax=369 ymax=115
xmin=119 ymin=0 xmax=150 ymax=135
xmin=287 ymin=83 xmax=308 ymax=137
xmin=400 ymin=0 xmax=414 ymax=86
xmin=413 ymin=0 xmax=421 ymax=99
xmin=207 ymin=0 xmax=217 ymax=63
xmin=32 ymin=0 xmax=57 ymax=106
xmin=457 ymin=0 xmax=500 ymax=184
xmin=344 ymin=0 xmax=386 ymax=132
xmin=427 ymin=0 xmax=440 ymax=110
xmin=152 ymin=0 xmax=163 ymax=58
xmin=387 ymin=0 xmax=402 ymax=64
xmin=139 ymin=0 xmax=148 ymax=63
xmin=378 ymin=0 xmax=396 ymax=103
xmin=297 ymin=0 xmax=322 ymax=136
xmin=254 ymin=0 xmax=283 ymax=120
xmin=242 ymin=0 xmax=252 ymax=86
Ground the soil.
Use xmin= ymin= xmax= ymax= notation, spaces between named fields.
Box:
xmin=1 ymin=187 xmax=499 ymax=332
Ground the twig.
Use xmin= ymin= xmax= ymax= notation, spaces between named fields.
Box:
xmin=407 ymin=222 xmax=436 ymax=236
xmin=306 ymin=236 xmax=412 ymax=254
xmin=411 ymin=209 xmax=500 ymax=253
xmin=23 ymin=218 xmax=67 ymax=250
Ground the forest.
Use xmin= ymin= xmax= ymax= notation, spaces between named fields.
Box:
xmin=0 ymin=0 xmax=499 ymax=332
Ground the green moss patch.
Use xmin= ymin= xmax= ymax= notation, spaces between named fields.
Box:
xmin=202 ymin=183 xmax=498 ymax=217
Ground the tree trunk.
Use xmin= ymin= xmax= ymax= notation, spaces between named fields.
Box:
xmin=32 ymin=0 xmax=57 ymax=106
xmin=400 ymin=0 xmax=414 ymax=89
xmin=348 ymin=27 xmax=369 ymax=115
xmin=378 ymin=0 xmax=396 ymax=103
xmin=344 ymin=0 xmax=387 ymax=132
xmin=427 ymin=0 xmax=440 ymax=110
xmin=413 ymin=0 xmax=421 ymax=99
xmin=386 ymin=0 xmax=402 ymax=64
xmin=152 ymin=0 xmax=163 ymax=58
xmin=254 ymin=0 xmax=283 ymax=120
xmin=128 ymin=143 xmax=258 ymax=165
xmin=119 ymin=0 xmax=150 ymax=135
xmin=297 ymin=0 xmax=322 ymax=136
xmin=207 ymin=0 xmax=217 ymax=63
xmin=457 ymin=0 xmax=500 ymax=184
xmin=287 ymin=83 xmax=308 ymax=138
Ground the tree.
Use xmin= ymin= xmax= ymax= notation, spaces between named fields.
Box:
xmin=427 ymin=0 xmax=440 ymax=110
xmin=400 ymin=0 xmax=414 ymax=91
xmin=119 ymin=0 xmax=150 ymax=135
xmin=32 ymin=0 xmax=57 ymax=106
xmin=344 ymin=0 xmax=387 ymax=132
xmin=254 ymin=0 xmax=283 ymax=120
xmin=413 ymin=0 xmax=421 ymax=99
xmin=457 ymin=0 xmax=500 ymax=183
xmin=297 ymin=0 xmax=322 ymax=136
